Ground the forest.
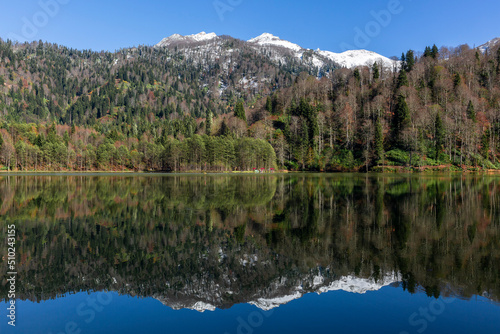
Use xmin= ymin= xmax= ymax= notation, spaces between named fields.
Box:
xmin=0 ymin=38 xmax=499 ymax=171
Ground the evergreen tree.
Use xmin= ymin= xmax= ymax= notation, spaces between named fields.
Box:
xmin=234 ymin=100 xmax=246 ymax=122
xmin=496 ymin=48 xmax=500 ymax=75
xmin=372 ymin=63 xmax=380 ymax=81
xmin=431 ymin=44 xmax=439 ymax=59
xmin=482 ymin=129 xmax=490 ymax=161
xmin=404 ymin=50 xmax=415 ymax=72
xmin=423 ymin=46 xmax=432 ymax=58
xmin=453 ymin=73 xmax=461 ymax=88
xmin=393 ymin=94 xmax=410 ymax=145
xmin=435 ymin=113 xmax=445 ymax=160
xmin=466 ymin=100 xmax=476 ymax=122
xmin=374 ymin=116 xmax=384 ymax=163
xmin=397 ymin=70 xmax=409 ymax=88
xmin=266 ymin=96 xmax=273 ymax=114
xmin=206 ymin=110 xmax=213 ymax=135
xmin=353 ymin=68 xmax=361 ymax=82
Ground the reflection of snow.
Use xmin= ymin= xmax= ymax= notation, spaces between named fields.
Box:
xmin=249 ymin=272 xmax=399 ymax=311
xmin=249 ymin=291 xmax=303 ymax=311
xmin=189 ymin=301 xmax=216 ymax=312
xmin=318 ymin=273 xmax=398 ymax=295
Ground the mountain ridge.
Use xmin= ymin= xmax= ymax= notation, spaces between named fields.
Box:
xmin=155 ymin=31 xmax=400 ymax=71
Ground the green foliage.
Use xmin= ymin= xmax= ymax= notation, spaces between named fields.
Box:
xmin=403 ymin=50 xmax=415 ymax=72
xmin=392 ymin=94 xmax=410 ymax=145
xmin=206 ymin=110 xmax=213 ymax=135
xmin=385 ymin=149 xmax=410 ymax=165
xmin=374 ymin=116 xmax=384 ymax=163
xmin=234 ymin=100 xmax=247 ymax=122
xmin=397 ymin=70 xmax=409 ymax=88
xmin=372 ymin=63 xmax=380 ymax=81
xmin=482 ymin=129 xmax=490 ymax=160
xmin=453 ymin=73 xmax=461 ymax=88
xmin=434 ymin=113 xmax=445 ymax=160
xmin=466 ymin=100 xmax=476 ymax=122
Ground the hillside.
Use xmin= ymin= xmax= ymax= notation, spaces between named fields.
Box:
xmin=0 ymin=35 xmax=499 ymax=172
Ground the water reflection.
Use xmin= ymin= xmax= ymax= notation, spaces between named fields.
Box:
xmin=1 ymin=174 xmax=499 ymax=310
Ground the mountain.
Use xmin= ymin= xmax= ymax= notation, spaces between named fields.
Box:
xmin=246 ymin=32 xmax=399 ymax=70
xmin=154 ymin=271 xmax=400 ymax=313
xmin=156 ymin=31 xmax=218 ymax=47
xmin=316 ymin=49 xmax=398 ymax=70
xmin=155 ymin=32 xmax=400 ymax=74
xmin=478 ymin=37 xmax=500 ymax=53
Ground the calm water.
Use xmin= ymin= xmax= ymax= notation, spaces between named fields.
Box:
xmin=1 ymin=173 xmax=499 ymax=334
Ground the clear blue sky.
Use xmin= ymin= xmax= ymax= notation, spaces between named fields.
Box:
xmin=0 ymin=0 xmax=498 ymax=57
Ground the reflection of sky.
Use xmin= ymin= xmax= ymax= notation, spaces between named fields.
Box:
xmin=1 ymin=287 xmax=499 ymax=334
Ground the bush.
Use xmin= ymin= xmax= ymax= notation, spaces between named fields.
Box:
xmin=385 ymin=149 xmax=409 ymax=165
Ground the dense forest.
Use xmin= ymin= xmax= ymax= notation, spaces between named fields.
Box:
xmin=0 ymin=37 xmax=499 ymax=171
xmin=1 ymin=174 xmax=499 ymax=304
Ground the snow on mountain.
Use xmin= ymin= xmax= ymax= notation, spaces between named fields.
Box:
xmin=155 ymin=31 xmax=399 ymax=72
xmin=153 ymin=271 xmax=399 ymax=313
xmin=246 ymin=32 xmax=399 ymax=70
xmin=156 ymin=32 xmax=218 ymax=47
xmin=249 ymin=272 xmax=399 ymax=311
xmin=317 ymin=49 xmax=398 ymax=70
xmin=478 ymin=37 xmax=500 ymax=54
xmin=317 ymin=273 xmax=398 ymax=294
xmin=249 ymin=291 xmax=303 ymax=311
xmin=248 ymin=33 xmax=303 ymax=53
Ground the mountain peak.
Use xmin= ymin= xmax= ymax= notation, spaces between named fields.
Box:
xmin=156 ymin=32 xmax=217 ymax=47
xmin=248 ymin=33 xmax=302 ymax=53
xmin=478 ymin=37 xmax=500 ymax=53
xmin=187 ymin=32 xmax=217 ymax=42
xmin=248 ymin=33 xmax=281 ymax=43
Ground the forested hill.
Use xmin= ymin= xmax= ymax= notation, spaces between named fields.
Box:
xmin=0 ymin=37 xmax=499 ymax=172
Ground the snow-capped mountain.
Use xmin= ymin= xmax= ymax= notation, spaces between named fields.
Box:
xmin=154 ymin=271 xmax=400 ymax=313
xmin=478 ymin=37 xmax=500 ymax=54
xmin=317 ymin=49 xmax=398 ymax=70
xmin=246 ymin=32 xmax=399 ymax=70
xmin=248 ymin=33 xmax=303 ymax=53
xmin=155 ymin=32 xmax=399 ymax=72
xmin=156 ymin=32 xmax=218 ymax=47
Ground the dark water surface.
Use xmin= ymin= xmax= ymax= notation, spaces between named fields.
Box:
xmin=1 ymin=173 xmax=499 ymax=333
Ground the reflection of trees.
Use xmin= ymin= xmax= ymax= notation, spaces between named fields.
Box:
xmin=1 ymin=174 xmax=499 ymax=304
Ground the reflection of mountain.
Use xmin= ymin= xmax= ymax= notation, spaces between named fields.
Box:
xmin=1 ymin=174 xmax=500 ymax=307
xmin=155 ymin=272 xmax=399 ymax=312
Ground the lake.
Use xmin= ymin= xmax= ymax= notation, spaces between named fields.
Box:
xmin=1 ymin=173 xmax=499 ymax=333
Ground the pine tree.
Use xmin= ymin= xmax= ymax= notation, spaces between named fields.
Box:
xmin=466 ymin=100 xmax=476 ymax=122
xmin=372 ymin=63 xmax=380 ymax=81
xmin=206 ymin=110 xmax=213 ymax=135
xmin=234 ymin=100 xmax=246 ymax=122
xmin=374 ymin=116 xmax=384 ymax=163
xmin=453 ymin=73 xmax=461 ymax=88
xmin=266 ymin=96 xmax=273 ymax=114
xmin=496 ymin=48 xmax=500 ymax=75
xmin=431 ymin=44 xmax=439 ymax=59
xmin=482 ymin=129 xmax=490 ymax=161
xmin=404 ymin=50 xmax=415 ymax=72
xmin=435 ymin=112 xmax=445 ymax=161
xmin=353 ymin=68 xmax=361 ymax=82
xmin=393 ymin=94 xmax=410 ymax=145
xmin=423 ymin=46 xmax=432 ymax=58
xmin=397 ymin=70 xmax=409 ymax=88
xmin=0 ymin=133 xmax=3 ymax=152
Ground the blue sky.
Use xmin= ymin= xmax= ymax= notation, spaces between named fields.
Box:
xmin=0 ymin=0 xmax=498 ymax=57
